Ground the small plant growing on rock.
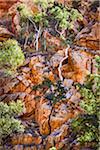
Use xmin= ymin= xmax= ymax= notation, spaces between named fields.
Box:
xmin=49 ymin=6 xmax=83 ymax=30
xmin=0 ymin=100 xmax=24 ymax=145
xmin=0 ymin=39 xmax=25 ymax=74
xmin=49 ymin=147 xmax=56 ymax=150
xmin=45 ymin=80 xmax=67 ymax=104
xmin=71 ymin=56 xmax=100 ymax=149
xmin=17 ymin=3 xmax=33 ymax=20
xmin=49 ymin=5 xmax=83 ymax=40
xmin=32 ymin=79 xmax=67 ymax=104
xmin=16 ymin=1 xmax=83 ymax=51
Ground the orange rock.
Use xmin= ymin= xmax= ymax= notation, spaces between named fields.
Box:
xmin=11 ymin=133 xmax=42 ymax=145
xmin=29 ymin=56 xmax=45 ymax=84
xmin=62 ymin=50 xmax=92 ymax=83
xmin=12 ymin=82 xmax=27 ymax=93
xmin=31 ymin=68 xmax=43 ymax=85
xmin=46 ymin=124 xmax=68 ymax=150
xmin=44 ymin=71 xmax=56 ymax=83
xmin=24 ymin=94 xmax=35 ymax=114
xmin=35 ymin=98 xmax=52 ymax=135
xmin=50 ymin=103 xmax=74 ymax=131
xmin=75 ymin=23 xmax=100 ymax=50
xmin=43 ymin=31 xmax=66 ymax=52
xmin=25 ymin=87 xmax=32 ymax=94
xmin=0 ymin=0 xmax=17 ymax=17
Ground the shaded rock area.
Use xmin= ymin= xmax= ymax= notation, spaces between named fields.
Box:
xmin=75 ymin=23 xmax=100 ymax=50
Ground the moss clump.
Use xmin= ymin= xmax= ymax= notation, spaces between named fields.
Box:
xmin=0 ymin=39 xmax=25 ymax=73
xmin=0 ymin=100 xmax=24 ymax=144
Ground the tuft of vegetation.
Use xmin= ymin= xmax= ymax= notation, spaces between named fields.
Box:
xmin=49 ymin=147 xmax=56 ymax=150
xmin=17 ymin=3 xmax=33 ymax=20
xmin=0 ymin=39 xmax=25 ymax=73
xmin=78 ymin=74 xmax=100 ymax=114
xmin=32 ymin=79 xmax=67 ymax=104
xmin=0 ymin=100 xmax=24 ymax=144
xmin=71 ymin=114 xmax=99 ymax=144
xmin=45 ymin=80 xmax=67 ymax=104
xmin=17 ymin=1 xmax=83 ymax=51
xmin=49 ymin=6 xmax=83 ymax=30
xmin=33 ymin=0 xmax=54 ymax=9
xmin=71 ymin=56 xmax=100 ymax=148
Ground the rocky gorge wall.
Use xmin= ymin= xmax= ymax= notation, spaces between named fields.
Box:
xmin=0 ymin=47 xmax=98 ymax=150
xmin=0 ymin=0 xmax=99 ymax=149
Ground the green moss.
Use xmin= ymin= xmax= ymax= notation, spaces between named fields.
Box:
xmin=0 ymin=39 xmax=25 ymax=73
xmin=0 ymin=100 xmax=24 ymax=143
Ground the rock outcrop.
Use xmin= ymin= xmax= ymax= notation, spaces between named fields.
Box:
xmin=0 ymin=54 xmax=83 ymax=150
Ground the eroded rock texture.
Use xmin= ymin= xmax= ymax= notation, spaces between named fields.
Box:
xmin=75 ymin=23 xmax=100 ymax=50
xmin=0 ymin=49 xmax=97 ymax=149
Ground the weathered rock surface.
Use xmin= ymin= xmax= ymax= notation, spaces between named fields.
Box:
xmin=35 ymin=98 xmax=52 ymax=135
xmin=0 ymin=0 xmax=17 ymax=17
xmin=11 ymin=134 xmax=42 ymax=145
xmin=0 ymin=50 xmax=97 ymax=149
xmin=75 ymin=23 xmax=100 ymax=50
xmin=50 ymin=103 xmax=73 ymax=132
xmin=62 ymin=50 xmax=93 ymax=83
xmin=46 ymin=124 xmax=69 ymax=150
xmin=43 ymin=31 xmax=66 ymax=52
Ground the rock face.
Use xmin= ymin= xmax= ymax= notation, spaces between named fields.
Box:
xmin=62 ymin=50 xmax=93 ymax=83
xmin=0 ymin=43 xmax=98 ymax=149
xmin=35 ymin=98 xmax=52 ymax=135
xmin=0 ymin=0 xmax=17 ymax=17
xmin=43 ymin=31 xmax=66 ymax=52
xmin=0 ymin=54 xmax=84 ymax=150
xmin=50 ymin=103 xmax=74 ymax=132
xmin=75 ymin=23 xmax=100 ymax=50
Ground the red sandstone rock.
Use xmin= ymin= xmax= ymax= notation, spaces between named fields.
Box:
xmin=35 ymin=98 xmax=52 ymax=135
xmin=11 ymin=133 xmax=42 ymax=145
xmin=50 ymin=103 xmax=74 ymax=132
xmin=62 ymin=50 xmax=92 ymax=83
xmin=75 ymin=23 xmax=100 ymax=50
xmin=46 ymin=124 xmax=69 ymax=149
xmin=0 ymin=0 xmax=17 ymax=17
